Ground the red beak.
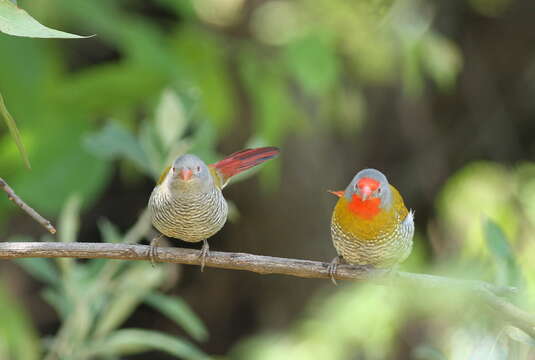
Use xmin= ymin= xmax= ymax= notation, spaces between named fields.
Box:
xmin=178 ymin=168 xmax=193 ymax=181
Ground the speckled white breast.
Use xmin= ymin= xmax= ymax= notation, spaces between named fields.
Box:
xmin=149 ymin=184 xmax=228 ymax=243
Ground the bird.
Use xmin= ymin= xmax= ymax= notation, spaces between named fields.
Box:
xmin=148 ymin=146 xmax=280 ymax=270
xmin=327 ymin=168 xmax=414 ymax=284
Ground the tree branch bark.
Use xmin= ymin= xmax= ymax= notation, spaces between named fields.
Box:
xmin=0 ymin=241 xmax=533 ymax=338
xmin=0 ymin=178 xmax=56 ymax=234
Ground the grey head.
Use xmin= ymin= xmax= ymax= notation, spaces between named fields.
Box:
xmin=344 ymin=168 xmax=392 ymax=209
xmin=166 ymin=154 xmax=213 ymax=192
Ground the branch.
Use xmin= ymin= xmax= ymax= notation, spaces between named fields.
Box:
xmin=0 ymin=178 xmax=56 ymax=234
xmin=0 ymin=241 xmax=533 ymax=338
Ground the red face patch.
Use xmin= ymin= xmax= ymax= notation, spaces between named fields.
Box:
xmin=357 ymin=177 xmax=380 ymax=193
xmin=347 ymin=193 xmax=381 ymax=220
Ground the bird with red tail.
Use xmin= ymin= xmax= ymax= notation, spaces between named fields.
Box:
xmin=149 ymin=147 xmax=280 ymax=270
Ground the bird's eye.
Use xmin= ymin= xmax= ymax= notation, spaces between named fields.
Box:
xmin=196 ymin=166 xmax=201 ymax=173
xmin=171 ymin=167 xmax=175 ymax=173
xmin=377 ymin=187 xmax=382 ymax=194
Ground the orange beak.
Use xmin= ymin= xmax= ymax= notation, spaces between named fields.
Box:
xmin=359 ymin=186 xmax=372 ymax=201
xmin=178 ymin=168 xmax=193 ymax=181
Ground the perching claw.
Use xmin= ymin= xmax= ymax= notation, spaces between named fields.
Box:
xmin=149 ymin=234 xmax=164 ymax=267
xmin=327 ymin=256 xmax=343 ymax=285
xmin=199 ymin=239 xmax=210 ymax=272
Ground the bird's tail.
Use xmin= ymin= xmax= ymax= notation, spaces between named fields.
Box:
xmin=210 ymin=147 xmax=279 ymax=188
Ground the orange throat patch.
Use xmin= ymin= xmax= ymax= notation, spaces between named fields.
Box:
xmin=347 ymin=194 xmax=381 ymax=220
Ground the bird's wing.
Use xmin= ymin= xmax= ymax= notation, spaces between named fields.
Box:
xmin=209 ymin=147 xmax=279 ymax=189
xmin=157 ymin=165 xmax=171 ymax=185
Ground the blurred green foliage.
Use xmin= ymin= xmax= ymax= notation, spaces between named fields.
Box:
xmin=0 ymin=277 xmax=40 ymax=360
xmin=11 ymin=197 xmax=208 ymax=359
xmin=437 ymin=162 xmax=535 ymax=312
xmin=2 ymin=0 xmax=532 ymax=359
xmin=0 ymin=93 xmax=30 ymax=168
xmin=228 ymin=161 xmax=535 ymax=360
xmin=0 ymin=0 xmax=461 ymax=220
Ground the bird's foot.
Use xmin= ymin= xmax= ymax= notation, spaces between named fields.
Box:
xmin=327 ymin=256 xmax=345 ymax=286
xmin=149 ymin=234 xmax=164 ymax=267
xmin=199 ymin=239 xmax=210 ymax=272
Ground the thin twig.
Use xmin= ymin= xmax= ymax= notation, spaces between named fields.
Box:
xmin=0 ymin=178 xmax=56 ymax=234
xmin=0 ymin=241 xmax=533 ymax=337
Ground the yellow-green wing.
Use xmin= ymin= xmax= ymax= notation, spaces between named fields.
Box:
xmin=157 ymin=165 xmax=171 ymax=185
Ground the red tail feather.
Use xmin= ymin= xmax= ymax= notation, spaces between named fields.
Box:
xmin=211 ymin=147 xmax=279 ymax=181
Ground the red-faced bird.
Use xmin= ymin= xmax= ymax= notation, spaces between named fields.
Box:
xmin=328 ymin=168 xmax=414 ymax=283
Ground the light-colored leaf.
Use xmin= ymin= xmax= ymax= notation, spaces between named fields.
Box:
xmin=0 ymin=93 xmax=30 ymax=168
xmin=422 ymin=33 xmax=462 ymax=92
xmin=41 ymin=288 xmax=68 ymax=319
xmin=90 ymin=328 xmax=208 ymax=359
xmin=97 ymin=218 xmax=123 ymax=243
xmin=505 ymin=325 xmax=535 ymax=347
xmin=139 ymin=121 xmax=166 ymax=178
xmin=145 ymin=293 xmax=208 ymax=342
xmin=15 ymin=258 xmax=58 ymax=285
xmin=58 ymin=195 xmax=82 ymax=244
xmin=483 ymin=217 xmax=522 ymax=287
xmin=93 ymin=262 xmax=164 ymax=338
xmin=155 ymin=89 xmax=187 ymax=150
xmin=84 ymin=121 xmax=154 ymax=177
xmin=0 ymin=0 xmax=90 ymax=38
xmin=55 ymin=195 xmax=82 ymax=275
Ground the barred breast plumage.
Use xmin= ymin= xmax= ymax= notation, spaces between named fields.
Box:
xmin=328 ymin=169 xmax=414 ymax=278
xmin=331 ymin=194 xmax=414 ymax=267
xmin=149 ymin=183 xmax=228 ymax=242
xmin=147 ymin=147 xmax=279 ymax=271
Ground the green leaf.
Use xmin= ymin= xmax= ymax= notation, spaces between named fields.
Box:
xmin=90 ymin=328 xmax=207 ymax=359
xmin=0 ymin=0 xmax=89 ymax=38
xmin=139 ymin=120 xmax=167 ymax=178
xmin=54 ymin=64 xmax=168 ymax=115
xmin=422 ymin=33 xmax=462 ymax=92
xmin=284 ymin=33 xmax=339 ymax=95
xmin=97 ymin=218 xmax=123 ymax=243
xmin=505 ymin=325 xmax=535 ymax=347
xmin=84 ymin=122 xmax=153 ymax=176
xmin=93 ymin=262 xmax=164 ymax=338
xmin=145 ymin=293 xmax=208 ymax=342
xmin=238 ymin=51 xmax=286 ymax=189
xmin=0 ymin=278 xmax=40 ymax=360
xmin=41 ymin=288 xmax=69 ymax=320
xmin=0 ymin=114 xmax=111 ymax=216
xmin=14 ymin=258 xmax=58 ymax=286
xmin=188 ymin=120 xmax=217 ymax=165
xmin=0 ymin=93 xmax=30 ymax=168
xmin=170 ymin=26 xmax=235 ymax=129
xmin=58 ymin=195 xmax=82 ymax=243
xmin=155 ymin=89 xmax=188 ymax=150
xmin=483 ymin=217 xmax=521 ymax=287
xmin=238 ymin=49 xmax=290 ymax=144
xmin=55 ymin=195 xmax=82 ymax=275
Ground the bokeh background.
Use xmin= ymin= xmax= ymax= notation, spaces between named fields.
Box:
xmin=1 ymin=0 xmax=535 ymax=359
